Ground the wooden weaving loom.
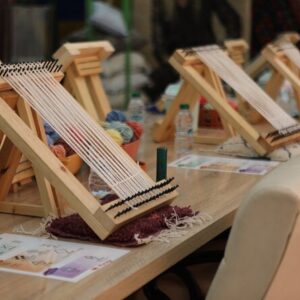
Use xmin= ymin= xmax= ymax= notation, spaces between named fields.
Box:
xmin=154 ymin=45 xmax=300 ymax=155
xmin=262 ymin=41 xmax=300 ymax=114
xmin=0 ymin=60 xmax=178 ymax=239
xmin=152 ymin=39 xmax=248 ymax=144
xmin=246 ymin=32 xmax=300 ymax=79
xmin=242 ymin=32 xmax=300 ymax=123
xmin=5 ymin=41 xmax=115 ymax=194
xmin=53 ymin=41 xmax=114 ymax=122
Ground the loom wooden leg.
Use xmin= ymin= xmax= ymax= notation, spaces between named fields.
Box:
xmin=86 ymin=74 xmax=111 ymax=120
xmin=17 ymin=100 xmax=60 ymax=216
xmin=34 ymin=174 xmax=60 ymax=216
xmin=201 ymin=66 xmax=235 ymax=141
xmin=67 ymin=67 xmax=100 ymax=122
xmin=0 ymin=137 xmax=22 ymax=202
xmin=265 ymin=70 xmax=284 ymax=100
xmin=152 ymin=80 xmax=199 ymax=142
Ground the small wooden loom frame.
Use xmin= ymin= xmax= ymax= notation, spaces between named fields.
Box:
xmin=53 ymin=41 xmax=114 ymax=122
xmin=243 ymin=32 xmax=300 ymax=123
xmin=0 ymin=63 xmax=178 ymax=239
xmin=0 ymin=72 xmax=64 ymax=217
xmin=154 ymin=47 xmax=300 ymax=156
xmin=152 ymin=39 xmax=248 ymax=144
xmin=246 ymin=32 xmax=300 ymax=79
xmin=262 ymin=41 xmax=300 ymax=114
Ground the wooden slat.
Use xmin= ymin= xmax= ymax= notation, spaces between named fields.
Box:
xmin=12 ymin=169 xmax=34 ymax=184
xmin=66 ymin=66 xmax=100 ymax=122
xmin=0 ymin=202 xmax=44 ymax=217
xmin=0 ymin=138 xmax=22 ymax=202
xmin=203 ymin=66 xmax=235 ymax=138
xmin=86 ymin=75 xmax=111 ymax=120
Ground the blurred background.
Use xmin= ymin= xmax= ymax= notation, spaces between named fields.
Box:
xmin=0 ymin=0 xmax=300 ymax=107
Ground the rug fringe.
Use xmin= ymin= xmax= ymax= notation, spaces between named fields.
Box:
xmin=13 ymin=215 xmax=57 ymax=239
xmin=134 ymin=210 xmax=212 ymax=245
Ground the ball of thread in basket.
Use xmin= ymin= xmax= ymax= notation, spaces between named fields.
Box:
xmin=126 ymin=120 xmax=143 ymax=140
xmin=106 ymin=121 xmax=134 ymax=144
xmin=106 ymin=129 xmax=124 ymax=145
xmin=105 ymin=110 xmax=127 ymax=123
xmin=51 ymin=144 xmax=66 ymax=159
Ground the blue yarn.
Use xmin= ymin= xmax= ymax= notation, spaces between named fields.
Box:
xmin=46 ymin=135 xmax=54 ymax=145
xmin=106 ymin=110 xmax=127 ymax=123
xmin=106 ymin=121 xmax=134 ymax=144
xmin=44 ymin=122 xmax=60 ymax=144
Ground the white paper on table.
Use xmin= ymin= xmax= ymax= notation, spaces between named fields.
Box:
xmin=169 ymin=154 xmax=279 ymax=175
xmin=0 ymin=233 xmax=129 ymax=283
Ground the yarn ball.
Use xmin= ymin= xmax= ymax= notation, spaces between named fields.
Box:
xmin=54 ymin=138 xmax=75 ymax=156
xmin=44 ymin=122 xmax=60 ymax=144
xmin=106 ymin=121 xmax=134 ymax=144
xmin=46 ymin=135 xmax=54 ymax=145
xmin=106 ymin=129 xmax=124 ymax=145
xmin=99 ymin=121 xmax=109 ymax=130
xmin=106 ymin=110 xmax=127 ymax=123
xmin=126 ymin=121 xmax=143 ymax=140
xmin=51 ymin=144 xmax=66 ymax=159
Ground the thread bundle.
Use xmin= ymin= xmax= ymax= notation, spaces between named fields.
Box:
xmin=103 ymin=110 xmax=143 ymax=144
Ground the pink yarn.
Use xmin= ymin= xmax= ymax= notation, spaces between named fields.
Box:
xmin=126 ymin=121 xmax=143 ymax=140
xmin=50 ymin=144 xmax=66 ymax=158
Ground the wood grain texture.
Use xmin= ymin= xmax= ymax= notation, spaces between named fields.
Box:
xmin=0 ymin=114 xmax=264 ymax=300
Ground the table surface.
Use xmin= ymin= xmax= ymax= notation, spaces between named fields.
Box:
xmin=0 ymin=115 xmax=265 ymax=300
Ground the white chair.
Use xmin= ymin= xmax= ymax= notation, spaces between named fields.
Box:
xmin=132 ymin=155 xmax=300 ymax=300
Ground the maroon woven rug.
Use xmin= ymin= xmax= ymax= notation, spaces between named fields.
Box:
xmin=46 ymin=205 xmax=196 ymax=247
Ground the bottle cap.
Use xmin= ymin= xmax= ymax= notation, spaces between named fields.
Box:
xmin=179 ymin=103 xmax=189 ymax=110
xmin=131 ymin=91 xmax=141 ymax=98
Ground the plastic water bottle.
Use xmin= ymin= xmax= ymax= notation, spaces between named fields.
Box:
xmin=175 ymin=103 xmax=193 ymax=157
xmin=127 ymin=91 xmax=145 ymax=125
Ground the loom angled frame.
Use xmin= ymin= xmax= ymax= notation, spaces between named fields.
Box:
xmin=242 ymin=32 xmax=300 ymax=124
xmin=154 ymin=47 xmax=300 ymax=156
xmin=262 ymin=40 xmax=300 ymax=115
xmin=152 ymin=39 xmax=248 ymax=145
xmin=0 ymin=70 xmax=177 ymax=239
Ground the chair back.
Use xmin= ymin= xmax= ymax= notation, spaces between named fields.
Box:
xmin=206 ymin=156 xmax=300 ymax=300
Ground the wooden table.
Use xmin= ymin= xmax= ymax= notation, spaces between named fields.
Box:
xmin=0 ymin=116 xmax=263 ymax=300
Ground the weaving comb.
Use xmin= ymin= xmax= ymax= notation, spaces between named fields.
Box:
xmin=53 ymin=41 xmax=114 ymax=122
xmin=154 ymin=45 xmax=300 ymax=156
xmin=0 ymin=61 xmax=178 ymax=239
xmin=152 ymin=39 xmax=248 ymax=145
